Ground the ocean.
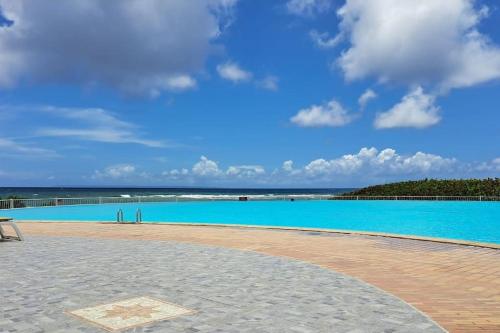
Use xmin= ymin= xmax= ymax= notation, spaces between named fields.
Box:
xmin=0 ymin=187 xmax=353 ymax=199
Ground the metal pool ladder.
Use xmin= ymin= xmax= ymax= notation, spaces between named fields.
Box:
xmin=116 ymin=208 xmax=142 ymax=223
xmin=116 ymin=209 xmax=124 ymax=223
xmin=135 ymin=209 xmax=142 ymax=224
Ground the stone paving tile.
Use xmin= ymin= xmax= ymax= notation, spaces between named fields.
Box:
xmin=67 ymin=296 xmax=195 ymax=331
xmin=0 ymin=236 xmax=441 ymax=333
xmin=17 ymin=222 xmax=500 ymax=332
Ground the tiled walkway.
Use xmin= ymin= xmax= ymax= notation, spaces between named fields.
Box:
xmin=18 ymin=222 xmax=500 ymax=332
xmin=1 ymin=236 xmax=441 ymax=332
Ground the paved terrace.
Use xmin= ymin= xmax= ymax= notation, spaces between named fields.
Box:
xmin=7 ymin=222 xmax=500 ymax=332
xmin=1 ymin=236 xmax=441 ymax=333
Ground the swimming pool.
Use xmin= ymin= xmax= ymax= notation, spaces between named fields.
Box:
xmin=4 ymin=200 xmax=500 ymax=245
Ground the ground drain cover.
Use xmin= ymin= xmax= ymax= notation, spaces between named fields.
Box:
xmin=67 ymin=296 xmax=195 ymax=331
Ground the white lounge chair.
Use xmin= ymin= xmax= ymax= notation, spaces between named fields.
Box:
xmin=0 ymin=217 xmax=24 ymax=241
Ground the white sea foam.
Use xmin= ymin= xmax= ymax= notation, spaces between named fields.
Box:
xmin=118 ymin=193 xmax=333 ymax=200
xmin=173 ymin=194 xmax=332 ymax=200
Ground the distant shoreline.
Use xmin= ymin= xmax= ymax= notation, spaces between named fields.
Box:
xmin=0 ymin=187 xmax=354 ymax=199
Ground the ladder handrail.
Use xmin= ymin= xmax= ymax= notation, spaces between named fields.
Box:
xmin=135 ymin=208 xmax=142 ymax=224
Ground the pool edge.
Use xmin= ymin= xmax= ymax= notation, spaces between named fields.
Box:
xmin=15 ymin=220 xmax=500 ymax=250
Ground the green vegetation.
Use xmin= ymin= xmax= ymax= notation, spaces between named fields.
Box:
xmin=343 ymin=178 xmax=500 ymax=197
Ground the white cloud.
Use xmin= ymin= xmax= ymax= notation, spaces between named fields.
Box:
xmin=162 ymin=168 xmax=190 ymax=180
xmin=38 ymin=128 xmax=164 ymax=147
xmin=93 ymin=164 xmax=136 ymax=179
xmin=395 ymin=151 xmax=456 ymax=173
xmin=475 ymin=158 xmax=500 ymax=172
xmin=226 ymin=165 xmax=265 ymax=178
xmin=36 ymin=107 xmax=165 ymax=147
xmin=167 ymin=168 xmax=189 ymax=176
xmin=0 ymin=0 xmax=237 ymax=95
xmin=309 ymin=30 xmax=343 ymax=49
xmin=192 ymin=156 xmax=222 ymax=177
xmin=87 ymin=149 xmax=498 ymax=185
xmin=257 ymin=75 xmax=279 ymax=91
xmin=216 ymin=62 xmax=253 ymax=83
xmin=491 ymin=158 xmax=500 ymax=171
xmin=0 ymin=137 xmax=58 ymax=158
xmin=164 ymin=75 xmax=197 ymax=91
xmin=291 ymin=99 xmax=353 ymax=127
xmin=304 ymin=147 xmax=376 ymax=176
xmin=358 ymin=89 xmax=377 ymax=109
xmin=287 ymin=0 xmax=332 ymax=16
xmin=374 ymin=87 xmax=441 ymax=129
xmin=163 ymin=158 xmax=266 ymax=181
xmin=335 ymin=0 xmax=500 ymax=91
xmin=302 ymin=147 xmax=456 ymax=178
xmin=282 ymin=160 xmax=294 ymax=172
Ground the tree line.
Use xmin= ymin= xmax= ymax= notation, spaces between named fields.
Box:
xmin=343 ymin=178 xmax=500 ymax=197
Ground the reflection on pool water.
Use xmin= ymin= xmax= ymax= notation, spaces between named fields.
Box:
xmin=4 ymin=200 xmax=500 ymax=244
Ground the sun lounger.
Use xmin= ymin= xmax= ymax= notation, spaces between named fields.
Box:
xmin=0 ymin=217 xmax=24 ymax=241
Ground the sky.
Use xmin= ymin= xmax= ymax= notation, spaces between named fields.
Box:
xmin=0 ymin=0 xmax=499 ymax=188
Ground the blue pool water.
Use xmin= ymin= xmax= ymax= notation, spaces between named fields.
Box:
xmin=4 ymin=200 xmax=500 ymax=244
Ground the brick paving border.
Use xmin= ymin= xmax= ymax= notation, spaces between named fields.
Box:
xmin=18 ymin=222 xmax=500 ymax=333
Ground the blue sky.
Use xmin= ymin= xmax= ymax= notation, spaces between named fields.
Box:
xmin=0 ymin=0 xmax=499 ymax=187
